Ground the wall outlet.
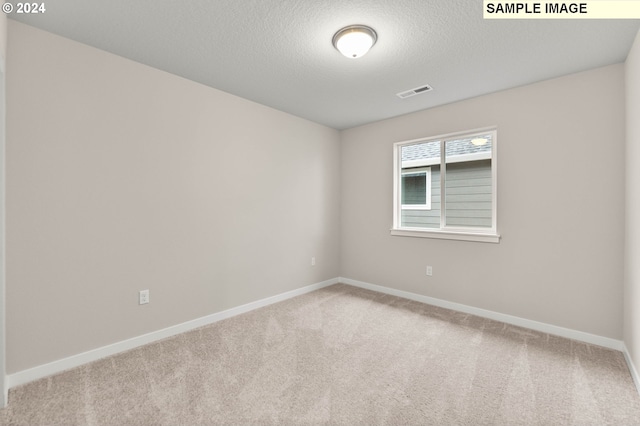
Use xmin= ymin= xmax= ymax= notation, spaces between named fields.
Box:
xmin=311 ymin=257 xmax=316 ymax=266
xmin=426 ymin=266 xmax=433 ymax=276
xmin=139 ymin=289 xmax=150 ymax=305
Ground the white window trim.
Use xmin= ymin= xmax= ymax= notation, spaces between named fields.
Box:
xmin=392 ymin=126 xmax=500 ymax=244
xmin=401 ymin=168 xmax=431 ymax=210
xmin=390 ymin=228 xmax=500 ymax=243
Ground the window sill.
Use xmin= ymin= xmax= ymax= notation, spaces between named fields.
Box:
xmin=390 ymin=228 xmax=501 ymax=243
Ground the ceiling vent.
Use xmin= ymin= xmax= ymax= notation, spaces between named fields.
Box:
xmin=396 ymin=84 xmax=433 ymax=99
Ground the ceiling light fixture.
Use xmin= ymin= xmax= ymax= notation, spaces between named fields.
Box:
xmin=471 ymin=138 xmax=488 ymax=146
xmin=332 ymin=25 xmax=377 ymax=59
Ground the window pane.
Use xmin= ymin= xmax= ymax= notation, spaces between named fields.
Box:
xmin=444 ymin=134 xmax=493 ymax=228
xmin=400 ymin=142 xmax=440 ymax=228
xmin=402 ymin=173 xmax=426 ymax=205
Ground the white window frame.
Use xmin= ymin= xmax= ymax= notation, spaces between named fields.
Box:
xmin=401 ymin=167 xmax=431 ymax=210
xmin=391 ymin=127 xmax=500 ymax=244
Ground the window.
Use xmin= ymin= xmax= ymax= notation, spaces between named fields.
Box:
xmin=392 ymin=127 xmax=499 ymax=243
xmin=401 ymin=168 xmax=431 ymax=210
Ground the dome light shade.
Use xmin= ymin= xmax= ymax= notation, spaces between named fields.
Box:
xmin=471 ymin=138 xmax=488 ymax=146
xmin=332 ymin=25 xmax=377 ymax=59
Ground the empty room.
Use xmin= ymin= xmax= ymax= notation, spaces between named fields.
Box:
xmin=2 ymin=0 xmax=640 ymax=424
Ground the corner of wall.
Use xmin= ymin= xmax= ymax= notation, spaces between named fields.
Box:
xmin=624 ymin=28 xmax=640 ymax=394
xmin=0 ymin=14 xmax=6 ymax=70
xmin=0 ymin=9 xmax=7 ymax=409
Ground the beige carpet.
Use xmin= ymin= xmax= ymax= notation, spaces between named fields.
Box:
xmin=1 ymin=283 xmax=640 ymax=425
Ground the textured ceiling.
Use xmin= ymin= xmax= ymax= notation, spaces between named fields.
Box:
xmin=9 ymin=0 xmax=640 ymax=129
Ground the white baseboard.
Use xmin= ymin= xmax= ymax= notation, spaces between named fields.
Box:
xmin=622 ymin=343 xmax=640 ymax=396
xmin=7 ymin=278 xmax=339 ymax=390
xmin=7 ymin=276 xmax=637 ymax=395
xmin=340 ymin=277 xmax=626 ymax=352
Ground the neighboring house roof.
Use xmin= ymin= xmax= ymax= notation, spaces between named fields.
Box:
xmin=401 ymin=137 xmax=492 ymax=162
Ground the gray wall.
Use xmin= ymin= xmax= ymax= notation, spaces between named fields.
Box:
xmin=624 ymin=30 xmax=640 ymax=377
xmin=341 ymin=64 xmax=625 ymax=339
xmin=6 ymin=21 xmax=341 ymax=373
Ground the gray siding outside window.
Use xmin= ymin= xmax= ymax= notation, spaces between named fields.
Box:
xmin=445 ymin=160 xmax=492 ymax=228
xmin=401 ymin=160 xmax=492 ymax=228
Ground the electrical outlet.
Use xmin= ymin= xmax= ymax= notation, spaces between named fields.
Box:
xmin=426 ymin=266 xmax=433 ymax=276
xmin=139 ymin=289 xmax=150 ymax=305
xmin=311 ymin=257 xmax=316 ymax=266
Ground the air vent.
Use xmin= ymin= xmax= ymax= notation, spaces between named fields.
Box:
xmin=396 ymin=84 xmax=433 ymax=99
